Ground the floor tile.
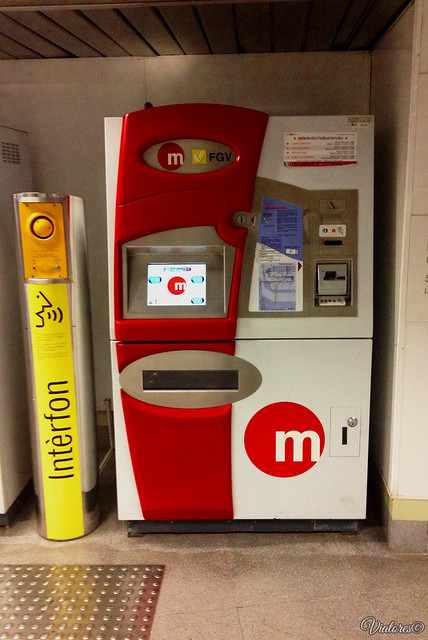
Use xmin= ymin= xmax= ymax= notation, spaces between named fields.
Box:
xmin=1 ymin=458 xmax=427 ymax=640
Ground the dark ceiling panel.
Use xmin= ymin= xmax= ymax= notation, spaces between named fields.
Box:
xmin=0 ymin=30 xmax=42 ymax=58
xmin=197 ymin=4 xmax=238 ymax=55
xmin=83 ymin=8 xmax=156 ymax=56
xmin=332 ymin=0 xmax=372 ymax=49
xmin=0 ymin=47 xmax=13 ymax=59
xmin=304 ymin=0 xmax=350 ymax=52
xmin=0 ymin=11 xmax=68 ymax=57
xmin=45 ymin=9 xmax=128 ymax=57
xmin=273 ymin=1 xmax=311 ymax=52
xmin=0 ymin=1 xmax=416 ymax=59
xmin=120 ymin=7 xmax=183 ymax=55
xmin=159 ymin=5 xmax=210 ymax=55
xmin=349 ymin=0 xmax=413 ymax=49
xmin=6 ymin=10 xmax=101 ymax=57
xmin=235 ymin=3 xmax=272 ymax=53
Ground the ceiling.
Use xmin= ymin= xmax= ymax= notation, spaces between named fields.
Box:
xmin=0 ymin=0 xmax=413 ymax=60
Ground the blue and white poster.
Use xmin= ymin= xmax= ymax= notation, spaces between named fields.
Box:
xmin=249 ymin=197 xmax=303 ymax=312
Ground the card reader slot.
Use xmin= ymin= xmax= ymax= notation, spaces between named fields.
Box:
xmin=143 ymin=369 xmax=239 ymax=391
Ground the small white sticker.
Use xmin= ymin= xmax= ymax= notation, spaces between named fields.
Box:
xmin=319 ymin=224 xmax=347 ymax=238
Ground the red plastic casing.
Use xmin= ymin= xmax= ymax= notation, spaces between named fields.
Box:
xmin=114 ymin=103 xmax=269 ymax=343
xmin=114 ymin=104 xmax=268 ymax=520
xmin=117 ymin=341 xmax=235 ymax=520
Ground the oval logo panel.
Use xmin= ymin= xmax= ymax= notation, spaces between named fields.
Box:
xmin=143 ymin=139 xmax=236 ymax=174
xmin=245 ymin=402 xmax=325 ymax=478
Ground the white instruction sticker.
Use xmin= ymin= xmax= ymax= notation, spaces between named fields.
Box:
xmin=284 ymin=132 xmax=357 ymax=167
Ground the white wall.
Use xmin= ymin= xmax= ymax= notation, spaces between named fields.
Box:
xmin=371 ymin=0 xmax=428 ymax=522
xmin=0 ymin=52 xmax=370 ymax=409
xmin=396 ymin=0 xmax=428 ymax=503
xmin=370 ymin=5 xmax=416 ymax=492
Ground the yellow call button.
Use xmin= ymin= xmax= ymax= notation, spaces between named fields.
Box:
xmin=31 ymin=215 xmax=55 ymax=239
xmin=19 ymin=202 xmax=68 ymax=279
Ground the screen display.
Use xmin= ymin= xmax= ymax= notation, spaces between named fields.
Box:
xmin=147 ymin=263 xmax=206 ymax=307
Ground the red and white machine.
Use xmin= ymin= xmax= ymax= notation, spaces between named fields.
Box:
xmin=105 ymin=105 xmax=373 ymax=533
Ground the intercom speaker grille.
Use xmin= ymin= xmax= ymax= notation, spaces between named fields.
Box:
xmin=1 ymin=141 xmax=21 ymax=164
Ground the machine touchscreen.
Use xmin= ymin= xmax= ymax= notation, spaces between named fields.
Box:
xmin=147 ymin=263 xmax=206 ymax=307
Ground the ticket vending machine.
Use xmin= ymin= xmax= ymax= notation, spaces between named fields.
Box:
xmin=105 ymin=105 xmax=373 ymax=533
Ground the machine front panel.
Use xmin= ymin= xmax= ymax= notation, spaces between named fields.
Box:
xmin=106 ymin=107 xmax=374 ymax=527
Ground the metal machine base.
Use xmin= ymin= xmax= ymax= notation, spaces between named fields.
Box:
xmin=0 ymin=564 xmax=164 ymax=640
xmin=127 ymin=519 xmax=359 ymax=535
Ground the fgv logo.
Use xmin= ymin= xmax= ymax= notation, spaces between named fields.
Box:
xmin=157 ymin=142 xmax=184 ymax=171
xmin=244 ymin=402 xmax=325 ymax=477
xmin=150 ymin=139 xmax=236 ymax=173
xmin=192 ymin=149 xmax=206 ymax=164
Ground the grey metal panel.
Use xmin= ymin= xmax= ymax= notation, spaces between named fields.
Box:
xmin=0 ymin=12 xmax=68 ymax=57
xmin=197 ymin=4 xmax=238 ymax=54
xmin=160 ymin=5 xmax=210 ymax=55
xmin=6 ymin=10 xmax=101 ymax=57
xmin=120 ymin=7 xmax=183 ymax=55
xmin=83 ymin=8 xmax=156 ymax=56
xmin=46 ymin=9 xmax=129 ymax=57
xmin=120 ymin=350 xmax=263 ymax=408
xmin=122 ymin=226 xmax=236 ymax=320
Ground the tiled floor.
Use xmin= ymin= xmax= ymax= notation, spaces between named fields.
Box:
xmin=1 ymin=457 xmax=427 ymax=640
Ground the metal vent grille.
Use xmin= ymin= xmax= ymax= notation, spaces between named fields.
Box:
xmin=1 ymin=141 xmax=21 ymax=164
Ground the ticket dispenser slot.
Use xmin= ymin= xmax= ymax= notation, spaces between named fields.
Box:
xmin=316 ymin=262 xmax=351 ymax=306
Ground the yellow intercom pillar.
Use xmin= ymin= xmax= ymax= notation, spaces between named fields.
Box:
xmin=14 ymin=193 xmax=100 ymax=540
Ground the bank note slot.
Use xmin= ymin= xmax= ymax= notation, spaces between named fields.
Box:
xmin=143 ymin=369 xmax=239 ymax=391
